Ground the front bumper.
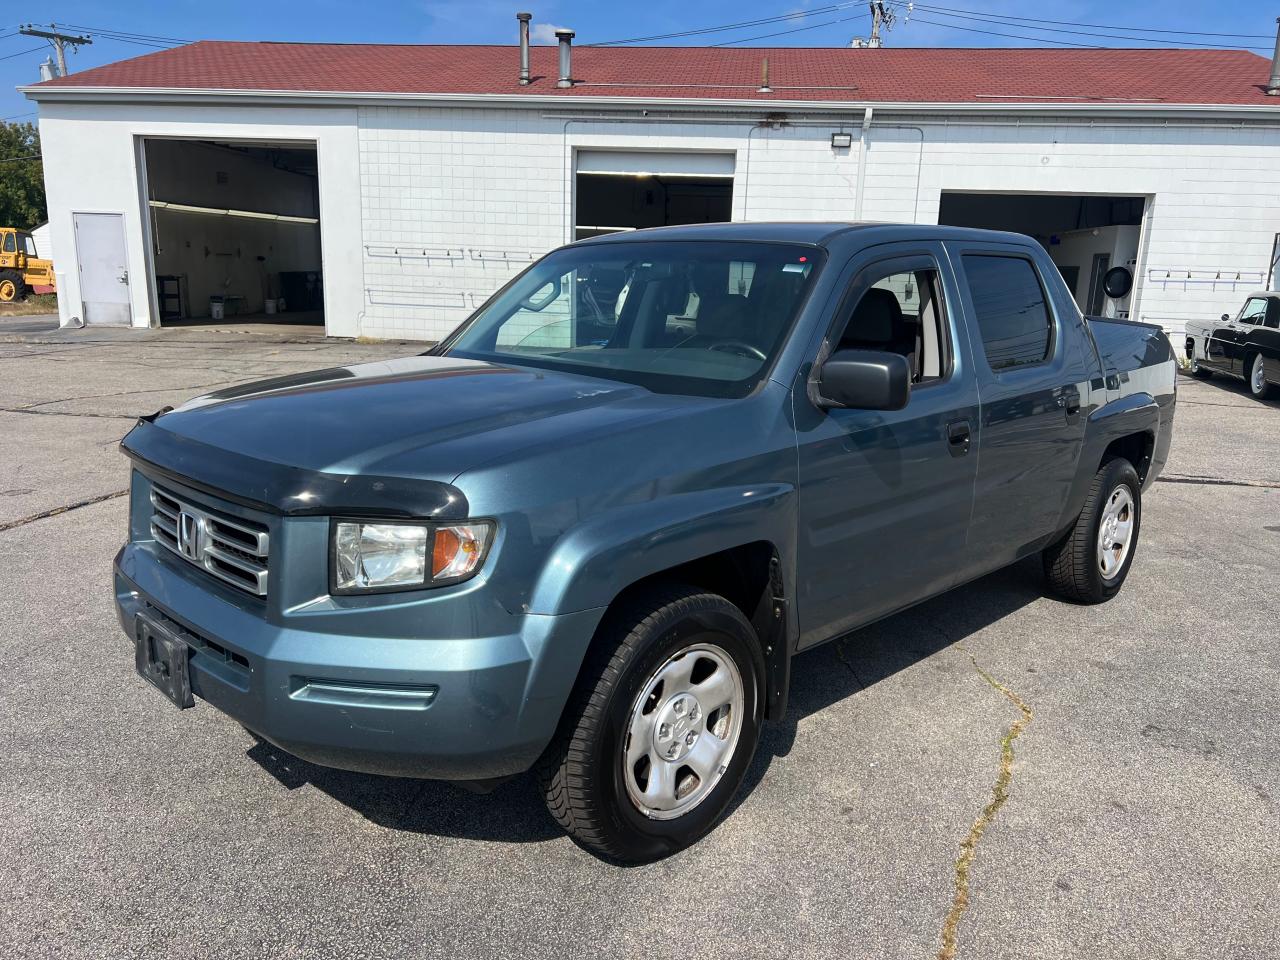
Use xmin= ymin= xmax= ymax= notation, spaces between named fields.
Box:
xmin=114 ymin=544 xmax=602 ymax=780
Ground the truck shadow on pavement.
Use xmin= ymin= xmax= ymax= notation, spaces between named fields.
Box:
xmin=244 ymin=557 xmax=1046 ymax=848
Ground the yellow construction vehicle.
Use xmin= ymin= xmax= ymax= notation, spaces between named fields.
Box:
xmin=0 ymin=227 xmax=56 ymax=302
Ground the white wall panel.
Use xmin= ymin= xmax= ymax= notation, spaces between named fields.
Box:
xmin=37 ymin=97 xmax=1280 ymax=348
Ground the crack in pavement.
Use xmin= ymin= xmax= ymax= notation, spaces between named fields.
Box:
xmin=1 ymin=406 xmax=137 ymax=421
xmin=0 ymin=489 xmax=129 ymax=533
xmin=833 ymin=639 xmax=869 ymax=690
xmin=1157 ymin=473 xmax=1280 ymax=490
xmin=15 ymin=378 xmax=246 ymax=411
xmin=936 ymin=646 xmax=1034 ymax=960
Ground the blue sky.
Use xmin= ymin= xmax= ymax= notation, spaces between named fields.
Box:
xmin=3 ymin=0 xmax=1278 ymax=118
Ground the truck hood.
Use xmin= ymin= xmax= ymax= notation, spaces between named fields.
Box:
xmin=142 ymin=355 xmax=704 ymax=484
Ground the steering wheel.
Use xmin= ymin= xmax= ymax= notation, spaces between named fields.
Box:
xmin=708 ymin=340 xmax=767 ymax=362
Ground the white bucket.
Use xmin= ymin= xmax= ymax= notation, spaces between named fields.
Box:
xmin=264 ymin=299 xmax=277 ymax=315
xmin=209 ymin=301 xmax=225 ymax=321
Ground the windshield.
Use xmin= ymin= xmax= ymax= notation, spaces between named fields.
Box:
xmin=442 ymin=240 xmax=824 ymax=397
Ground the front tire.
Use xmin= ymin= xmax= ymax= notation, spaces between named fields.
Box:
xmin=1043 ymin=457 xmax=1142 ymax=604
xmin=1247 ymin=353 xmax=1276 ymax=400
xmin=0 ymin=270 xmax=25 ymax=303
xmin=538 ymin=584 xmax=764 ymax=863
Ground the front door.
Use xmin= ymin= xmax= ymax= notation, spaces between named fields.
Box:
xmin=947 ymin=243 xmax=1092 ymax=579
xmin=795 ymin=243 xmax=980 ymax=648
xmin=73 ymin=213 xmax=131 ymax=326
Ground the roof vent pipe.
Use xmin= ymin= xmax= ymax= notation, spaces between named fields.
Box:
xmin=517 ymin=13 xmax=532 ymax=85
xmin=1268 ymin=17 xmax=1280 ymax=95
xmin=555 ymin=28 xmax=575 ymax=88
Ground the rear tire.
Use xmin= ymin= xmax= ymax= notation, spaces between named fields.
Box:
xmin=0 ymin=270 xmax=25 ymax=303
xmin=1247 ymin=352 xmax=1276 ymax=400
xmin=1043 ymin=457 xmax=1142 ymax=604
xmin=537 ymin=584 xmax=764 ymax=863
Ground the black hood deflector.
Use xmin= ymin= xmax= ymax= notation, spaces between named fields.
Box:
xmin=121 ymin=418 xmax=469 ymax=520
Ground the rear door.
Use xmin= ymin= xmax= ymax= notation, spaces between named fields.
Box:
xmin=946 ymin=242 xmax=1093 ymax=581
xmin=794 ymin=241 xmax=980 ymax=647
xmin=73 ymin=212 xmax=131 ymax=326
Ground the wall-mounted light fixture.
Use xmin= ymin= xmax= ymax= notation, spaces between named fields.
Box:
xmin=830 ymin=132 xmax=854 ymax=149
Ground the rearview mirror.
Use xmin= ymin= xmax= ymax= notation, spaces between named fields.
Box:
xmin=814 ymin=349 xmax=910 ymax=411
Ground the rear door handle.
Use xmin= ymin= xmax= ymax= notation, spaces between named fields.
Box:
xmin=946 ymin=418 xmax=971 ymax=457
xmin=1058 ymin=388 xmax=1082 ymax=420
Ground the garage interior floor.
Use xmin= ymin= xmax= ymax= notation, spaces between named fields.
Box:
xmin=164 ymin=309 xmax=325 ymax=330
xmin=0 ymin=326 xmax=1276 ymax=960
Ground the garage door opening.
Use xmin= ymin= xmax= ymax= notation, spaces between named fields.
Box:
xmin=574 ymin=151 xmax=733 ymax=241
xmin=939 ymin=192 xmax=1146 ymax=318
xmin=142 ymin=139 xmax=323 ymax=329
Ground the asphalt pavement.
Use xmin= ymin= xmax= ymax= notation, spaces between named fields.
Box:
xmin=1 ymin=326 xmax=1276 ymax=959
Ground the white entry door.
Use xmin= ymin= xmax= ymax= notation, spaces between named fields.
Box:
xmin=73 ymin=213 xmax=131 ymax=326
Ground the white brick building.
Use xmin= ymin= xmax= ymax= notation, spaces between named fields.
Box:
xmin=24 ymin=39 xmax=1280 ymax=344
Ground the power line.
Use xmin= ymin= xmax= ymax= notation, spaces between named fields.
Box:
xmin=589 ymin=3 xmax=863 ymax=46
xmin=0 ymin=44 xmax=51 ymax=63
xmin=910 ymin=4 xmax=1274 ymax=40
xmin=713 ymin=13 xmax=869 ymax=46
xmin=908 ymin=16 xmax=1103 ymax=48
xmin=591 ymin=0 xmax=1275 ymax=51
xmin=57 ymin=23 xmax=191 ymax=44
xmin=907 ymin=5 xmax=1272 ymax=51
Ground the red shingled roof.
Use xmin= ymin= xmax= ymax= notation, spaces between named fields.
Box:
xmin=33 ymin=41 xmax=1277 ymax=106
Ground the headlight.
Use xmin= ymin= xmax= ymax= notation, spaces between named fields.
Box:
xmin=331 ymin=520 xmax=493 ymax=594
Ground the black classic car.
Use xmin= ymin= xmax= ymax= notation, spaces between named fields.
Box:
xmin=1185 ymin=292 xmax=1280 ymax=400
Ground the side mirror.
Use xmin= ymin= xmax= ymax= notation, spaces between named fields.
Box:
xmin=1221 ymin=313 xmax=1231 ymax=322
xmin=814 ymin=349 xmax=910 ymax=411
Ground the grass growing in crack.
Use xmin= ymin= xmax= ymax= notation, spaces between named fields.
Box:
xmin=936 ymin=649 xmax=1034 ymax=960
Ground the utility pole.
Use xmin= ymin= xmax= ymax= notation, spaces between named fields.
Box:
xmin=867 ymin=1 xmax=893 ymax=48
xmin=852 ymin=1 xmax=907 ymax=49
xmin=19 ymin=23 xmax=92 ymax=77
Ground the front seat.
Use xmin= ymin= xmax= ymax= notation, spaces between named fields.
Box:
xmin=841 ymin=288 xmax=917 ymax=374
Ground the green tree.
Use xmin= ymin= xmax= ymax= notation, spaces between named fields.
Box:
xmin=0 ymin=122 xmax=45 ymax=229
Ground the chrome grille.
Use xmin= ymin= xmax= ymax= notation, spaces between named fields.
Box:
xmin=149 ymin=486 xmax=270 ymax=597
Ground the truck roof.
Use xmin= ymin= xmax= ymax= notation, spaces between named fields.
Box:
xmin=574 ymin=221 xmax=1034 ymax=249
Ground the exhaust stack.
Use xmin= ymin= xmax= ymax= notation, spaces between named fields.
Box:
xmin=555 ymin=28 xmax=575 ymax=88
xmin=517 ymin=12 xmax=531 ymax=85
xmin=1268 ymin=18 xmax=1280 ymax=95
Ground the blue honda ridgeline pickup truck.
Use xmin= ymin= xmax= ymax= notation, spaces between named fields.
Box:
xmin=116 ymin=223 xmax=1176 ymax=862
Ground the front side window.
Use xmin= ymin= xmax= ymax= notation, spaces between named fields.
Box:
xmin=1238 ymin=298 xmax=1267 ymax=326
xmin=836 ymin=264 xmax=949 ymax=386
xmin=19 ymin=233 xmax=36 ymax=257
xmin=963 ymin=255 xmax=1053 ymax=371
xmin=445 ymin=241 xmax=823 ymax=398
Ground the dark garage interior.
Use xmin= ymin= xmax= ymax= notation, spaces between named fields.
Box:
xmin=575 ymin=174 xmax=733 ymax=240
xmin=939 ymin=191 xmax=1146 ymax=316
xmin=142 ymin=138 xmax=324 ymax=327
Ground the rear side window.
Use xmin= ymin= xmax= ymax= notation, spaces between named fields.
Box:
xmin=963 ymin=255 xmax=1053 ymax=371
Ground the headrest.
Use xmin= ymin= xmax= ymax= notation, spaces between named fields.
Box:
xmin=700 ymin=294 xmax=750 ymax=339
xmin=849 ymin=288 xmax=903 ymax=344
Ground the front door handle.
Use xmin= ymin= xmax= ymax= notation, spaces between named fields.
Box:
xmin=117 ymin=270 xmax=129 ymax=284
xmin=946 ymin=419 xmax=971 ymax=457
